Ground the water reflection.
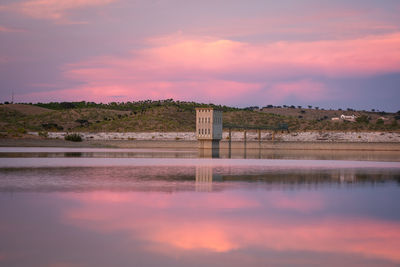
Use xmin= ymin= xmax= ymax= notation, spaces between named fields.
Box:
xmin=0 ymin=163 xmax=400 ymax=266
xmin=1 ymin=151 xmax=400 ymax=266
xmin=198 ymin=147 xmax=220 ymax=158
xmin=0 ymin=166 xmax=399 ymax=192
xmin=1 ymin=182 xmax=400 ymax=266
xmin=195 ymin=166 xmax=213 ymax=192
xmin=195 ymin=166 xmax=222 ymax=192
xmin=64 ymin=152 xmax=83 ymax=157
xmin=0 ymin=147 xmax=399 ymax=161
xmin=58 ymin=190 xmax=400 ymax=262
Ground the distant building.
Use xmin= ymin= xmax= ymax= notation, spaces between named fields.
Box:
xmin=196 ymin=108 xmax=222 ymax=140
xmin=340 ymin=114 xmax=357 ymax=122
xmin=196 ymin=108 xmax=222 ymax=149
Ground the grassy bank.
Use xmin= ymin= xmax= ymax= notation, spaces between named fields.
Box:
xmin=1 ymin=100 xmax=399 ymax=136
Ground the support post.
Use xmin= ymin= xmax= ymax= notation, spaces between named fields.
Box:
xmin=244 ymin=130 xmax=247 ymax=154
xmin=228 ymin=128 xmax=232 ymax=158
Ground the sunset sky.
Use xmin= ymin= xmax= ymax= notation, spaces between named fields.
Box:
xmin=0 ymin=0 xmax=399 ymax=111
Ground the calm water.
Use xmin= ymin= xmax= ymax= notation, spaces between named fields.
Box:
xmin=1 ymin=148 xmax=400 ymax=266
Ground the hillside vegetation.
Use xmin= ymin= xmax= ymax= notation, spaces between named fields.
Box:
xmin=1 ymin=100 xmax=399 ymax=136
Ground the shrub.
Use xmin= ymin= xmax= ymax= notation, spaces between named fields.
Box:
xmin=65 ymin=133 xmax=82 ymax=142
xmin=42 ymin=123 xmax=63 ymax=131
xmin=75 ymin=119 xmax=89 ymax=127
xmin=38 ymin=131 xmax=48 ymax=138
xmin=356 ymin=115 xmax=370 ymax=124
xmin=17 ymin=127 xmax=27 ymax=134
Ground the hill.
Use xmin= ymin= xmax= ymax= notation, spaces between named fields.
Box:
xmin=259 ymin=106 xmax=399 ymax=131
xmin=1 ymin=104 xmax=52 ymax=115
xmin=0 ymin=101 xmax=399 ymax=136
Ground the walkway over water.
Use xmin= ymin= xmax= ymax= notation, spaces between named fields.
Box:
xmin=223 ymin=123 xmax=289 ymax=131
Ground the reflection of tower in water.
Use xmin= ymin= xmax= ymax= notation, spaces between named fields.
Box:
xmin=195 ymin=166 xmax=222 ymax=192
xmin=196 ymin=166 xmax=213 ymax=192
xmin=339 ymin=169 xmax=356 ymax=183
xmin=198 ymin=147 xmax=220 ymax=158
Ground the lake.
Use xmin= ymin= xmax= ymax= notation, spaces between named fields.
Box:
xmin=0 ymin=147 xmax=400 ymax=266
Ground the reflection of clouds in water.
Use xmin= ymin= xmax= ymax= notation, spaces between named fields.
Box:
xmin=60 ymin=190 xmax=400 ymax=263
xmin=269 ymin=192 xmax=324 ymax=212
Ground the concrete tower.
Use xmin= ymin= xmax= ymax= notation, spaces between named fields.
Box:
xmin=196 ymin=107 xmax=222 ymax=149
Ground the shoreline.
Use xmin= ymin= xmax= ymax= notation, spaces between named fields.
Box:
xmin=25 ymin=131 xmax=400 ymax=143
xmin=1 ymin=137 xmax=400 ymax=151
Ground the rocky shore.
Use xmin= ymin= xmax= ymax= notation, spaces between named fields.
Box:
xmin=28 ymin=131 xmax=400 ymax=143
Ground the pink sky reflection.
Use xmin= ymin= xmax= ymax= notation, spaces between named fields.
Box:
xmin=60 ymin=191 xmax=400 ymax=264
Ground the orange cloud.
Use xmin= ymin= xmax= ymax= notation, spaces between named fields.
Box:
xmin=17 ymin=32 xmax=400 ymax=103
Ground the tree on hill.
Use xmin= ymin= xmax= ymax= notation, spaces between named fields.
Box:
xmin=356 ymin=115 xmax=369 ymax=124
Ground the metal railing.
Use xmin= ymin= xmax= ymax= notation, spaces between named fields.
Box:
xmin=223 ymin=123 xmax=289 ymax=131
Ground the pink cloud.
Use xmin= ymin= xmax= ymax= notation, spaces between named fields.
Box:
xmin=0 ymin=57 xmax=8 ymax=64
xmin=142 ymin=32 xmax=400 ymax=77
xmin=191 ymin=8 xmax=378 ymax=39
xmin=18 ymin=32 xmax=400 ymax=104
xmin=6 ymin=0 xmax=118 ymax=21
xmin=19 ymin=80 xmax=263 ymax=103
xmin=0 ymin=26 xmax=24 ymax=33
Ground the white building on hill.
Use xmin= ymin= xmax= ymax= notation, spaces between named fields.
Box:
xmin=340 ymin=114 xmax=357 ymax=122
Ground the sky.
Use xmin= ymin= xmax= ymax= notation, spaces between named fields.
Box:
xmin=0 ymin=0 xmax=399 ymax=111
